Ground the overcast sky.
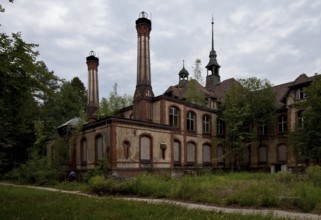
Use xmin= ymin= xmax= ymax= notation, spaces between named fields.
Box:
xmin=1 ymin=0 xmax=321 ymax=99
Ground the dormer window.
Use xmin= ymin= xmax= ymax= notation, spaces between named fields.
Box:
xmin=295 ymin=88 xmax=306 ymax=100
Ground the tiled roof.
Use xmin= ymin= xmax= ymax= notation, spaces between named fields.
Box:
xmin=163 ymin=73 xmax=315 ymax=109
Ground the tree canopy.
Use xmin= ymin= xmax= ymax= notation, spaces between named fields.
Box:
xmin=99 ymin=83 xmax=133 ymax=118
xmin=291 ymin=74 xmax=321 ymax=163
xmin=221 ymin=77 xmax=276 ymax=169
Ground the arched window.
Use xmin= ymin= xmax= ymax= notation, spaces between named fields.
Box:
xmin=203 ymin=144 xmax=211 ymax=165
xmin=81 ymin=138 xmax=87 ymax=166
xmin=259 ymin=145 xmax=267 ymax=163
xmin=140 ymin=136 xmax=152 ymax=163
xmin=187 ymin=142 xmax=196 ymax=165
xmin=186 ymin=111 xmax=195 ymax=132
xmin=278 ymin=144 xmax=287 ymax=162
xmin=216 ymin=145 xmax=224 ymax=164
xmin=203 ymin=115 xmax=211 ymax=134
xmin=217 ymin=118 xmax=225 ymax=136
xmin=278 ymin=115 xmax=287 ymax=133
xmin=297 ymin=111 xmax=304 ymax=128
xmin=173 ymin=140 xmax=181 ymax=165
xmin=96 ymin=135 xmax=103 ymax=162
xmin=169 ymin=106 xmax=179 ymax=127
xmin=123 ymin=141 xmax=130 ymax=159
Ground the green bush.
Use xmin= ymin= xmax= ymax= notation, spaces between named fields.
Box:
xmin=294 ymin=184 xmax=321 ymax=212
xmin=82 ymin=157 xmax=110 ymax=182
xmin=306 ymin=165 xmax=321 ymax=186
xmin=5 ymin=157 xmax=60 ymax=185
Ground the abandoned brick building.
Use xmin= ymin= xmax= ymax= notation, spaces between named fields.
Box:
xmin=54 ymin=12 xmax=314 ymax=175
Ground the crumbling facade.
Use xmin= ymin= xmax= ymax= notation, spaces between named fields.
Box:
xmin=56 ymin=12 xmax=314 ymax=176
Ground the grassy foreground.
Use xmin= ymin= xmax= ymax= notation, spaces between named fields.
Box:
xmin=0 ymin=185 xmax=290 ymax=220
xmin=86 ymin=170 xmax=321 ymax=214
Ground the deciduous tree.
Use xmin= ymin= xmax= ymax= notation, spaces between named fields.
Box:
xmin=291 ymin=74 xmax=321 ymax=164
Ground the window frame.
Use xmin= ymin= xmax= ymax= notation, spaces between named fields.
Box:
xmin=203 ymin=143 xmax=211 ymax=165
xmin=202 ymin=114 xmax=211 ymax=134
xmin=173 ymin=140 xmax=181 ymax=166
xmin=169 ymin=106 xmax=179 ymax=128
xmin=186 ymin=111 xmax=196 ymax=132
xmin=95 ymin=134 xmax=103 ymax=162
xmin=295 ymin=87 xmax=306 ymax=100
xmin=186 ymin=142 xmax=196 ymax=166
xmin=278 ymin=115 xmax=287 ymax=133
xmin=217 ymin=118 xmax=225 ymax=136
xmin=81 ymin=138 xmax=87 ymax=166
xmin=297 ymin=111 xmax=305 ymax=129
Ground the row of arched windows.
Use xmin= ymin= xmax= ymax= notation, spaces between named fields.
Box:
xmin=217 ymin=144 xmax=288 ymax=165
xmin=80 ymin=134 xmax=103 ymax=165
xmin=173 ymin=140 xmax=212 ymax=166
xmin=169 ymin=106 xmax=224 ymax=135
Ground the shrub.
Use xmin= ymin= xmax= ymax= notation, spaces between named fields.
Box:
xmin=88 ymin=175 xmax=108 ymax=195
xmin=82 ymin=157 xmax=110 ymax=182
xmin=273 ymin=172 xmax=295 ymax=184
xmin=294 ymin=184 xmax=321 ymax=212
xmin=306 ymin=165 xmax=321 ymax=186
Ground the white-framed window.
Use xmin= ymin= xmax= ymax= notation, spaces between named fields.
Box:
xmin=203 ymin=115 xmax=211 ymax=134
xmin=296 ymin=88 xmax=306 ymax=100
xmin=186 ymin=111 xmax=195 ymax=132
xmin=278 ymin=115 xmax=287 ymax=133
xmin=169 ymin=106 xmax=179 ymax=127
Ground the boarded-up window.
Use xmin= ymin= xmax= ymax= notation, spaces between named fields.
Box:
xmin=242 ymin=147 xmax=250 ymax=164
xmin=259 ymin=146 xmax=267 ymax=163
xmin=123 ymin=141 xmax=130 ymax=159
xmin=278 ymin=144 xmax=287 ymax=162
xmin=217 ymin=145 xmax=224 ymax=163
xmin=140 ymin=136 xmax=151 ymax=162
xmin=81 ymin=138 xmax=87 ymax=164
xmin=96 ymin=135 xmax=103 ymax=161
xmin=173 ymin=141 xmax=180 ymax=164
xmin=203 ymin=144 xmax=211 ymax=163
xmin=187 ymin=142 xmax=196 ymax=164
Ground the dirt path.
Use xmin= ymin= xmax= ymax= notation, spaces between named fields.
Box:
xmin=1 ymin=182 xmax=321 ymax=220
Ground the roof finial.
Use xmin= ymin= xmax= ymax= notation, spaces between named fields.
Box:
xmin=183 ymin=59 xmax=185 ymax=68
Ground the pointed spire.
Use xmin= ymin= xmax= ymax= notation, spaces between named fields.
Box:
xmin=211 ymin=15 xmax=214 ymax=51
xmin=205 ymin=15 xmax=221 ymax=89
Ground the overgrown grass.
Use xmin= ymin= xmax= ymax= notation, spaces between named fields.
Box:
xmin=0 ymin=185 xmax=288 ymax=220
xmin=87 ymin=169 xmax=321 ymax=214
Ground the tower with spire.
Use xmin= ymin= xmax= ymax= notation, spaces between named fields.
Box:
xmin=86 ymin=51 xmax=99 ymax=121
xmin=205 ymin=17 xmax=221 ymax=90
xmin=178 ymin=60 xmax=189 ymax=87
xmin=133 ymin=12 xmax=154 ymax=121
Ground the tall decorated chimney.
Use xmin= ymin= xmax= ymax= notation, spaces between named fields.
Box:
xmin=133 ymin=12 xmax=154 ymax=121
xmin=86 ymin=51 xmax=99 ymax=121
